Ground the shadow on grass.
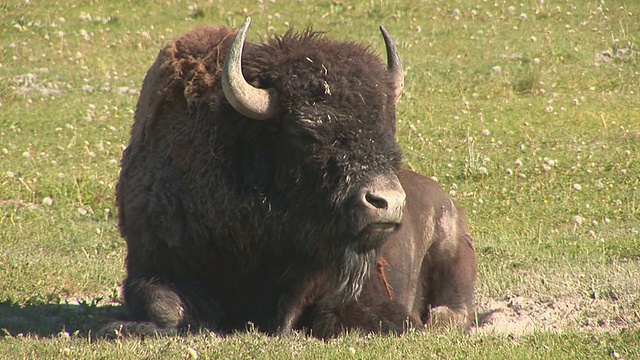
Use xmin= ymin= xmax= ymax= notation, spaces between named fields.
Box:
xmin=0 ymin=299 xmax=126 ymax=339
xmin=1 ymin=301 xmax=503 ymax=339
xmin=474 ymin=309 xmax=500 ymax=324
xmin=471 ymin=308 xmax=503 ymax=332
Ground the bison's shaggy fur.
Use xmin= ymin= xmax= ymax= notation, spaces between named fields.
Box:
xmin=101 ymin=23 xmax=477 ymax=339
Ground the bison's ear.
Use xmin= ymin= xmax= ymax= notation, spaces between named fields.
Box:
xmin=222 ymin=17 xmax=279 ymax=120
xmin=380 ymin=26 xmax=404 ymax=104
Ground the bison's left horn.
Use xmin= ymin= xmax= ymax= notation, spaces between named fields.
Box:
xmin=222 ymin=17 xmax=279 ymax=120
xmin=380 ymin=26 xmax=404 ymax=103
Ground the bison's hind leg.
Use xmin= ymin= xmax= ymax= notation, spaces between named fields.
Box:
xmin=95 ymin=278 xmax=189 ymax=339
xmin=423 ymin=228 xmax=477 ymax=331
xmin=125 ymin=278 xmax=188 ymax=328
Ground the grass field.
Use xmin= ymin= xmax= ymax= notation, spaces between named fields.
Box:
xmin=1 ymin=0 xmax=639 ymax=358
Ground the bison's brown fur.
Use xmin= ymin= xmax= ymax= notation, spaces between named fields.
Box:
xmin=100 ymin=22 xmax=477 ymax=339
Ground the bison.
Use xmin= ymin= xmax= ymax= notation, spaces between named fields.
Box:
xmin=101 ymin=17 xmax=477 ymax=339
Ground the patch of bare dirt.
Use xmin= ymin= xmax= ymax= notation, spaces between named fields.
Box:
xmin=473 ymin=295 xmax=636 ymax=335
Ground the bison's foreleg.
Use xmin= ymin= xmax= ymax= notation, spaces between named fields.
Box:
xmin=423 ymin=229 xmax=477 ymax=330
xmin=309 ymin=295 xmax=423 ymax=338
xmin=308 ymin=264 xmax=425 ymax=339
xmin=276 ymin=284 xmax=317 ymax=335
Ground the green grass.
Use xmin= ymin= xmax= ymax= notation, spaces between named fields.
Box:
xmin=1 ymin=0 xmax=639 ymax=358
xmin=2 ymin=329 xmax=640 ymax=359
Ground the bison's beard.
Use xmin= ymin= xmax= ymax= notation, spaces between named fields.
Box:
xmin=334 ymin=245 xmax=378 ymax=303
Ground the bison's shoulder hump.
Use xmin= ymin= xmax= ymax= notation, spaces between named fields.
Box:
xmin=130 ymin=26 xmax=235 ymax=146
xmin=167 ymin=25 xmax=235 ymax=61
xmin=152 ymin=25 xmax=235 ymax=101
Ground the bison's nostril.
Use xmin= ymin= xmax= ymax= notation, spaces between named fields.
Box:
xmin=365 ymin=192 xmax=389 ymax=210
xmin=357 ymin=176 xmax=405 ymax=226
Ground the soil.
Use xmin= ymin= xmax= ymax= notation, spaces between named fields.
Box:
xmin=473 ymin=295 xmax=636 ymax=335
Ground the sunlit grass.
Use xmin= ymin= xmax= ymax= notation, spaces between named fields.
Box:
xmin=1 ymin=0 xmax=638 ymax=358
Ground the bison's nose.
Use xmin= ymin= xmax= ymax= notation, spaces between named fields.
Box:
xmin=360 ymin=175 xmax=406 ymax=225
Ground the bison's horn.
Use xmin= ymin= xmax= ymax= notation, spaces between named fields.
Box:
xmin=379 ymin=26 xmax=404 ymax=103
xmin=222 ymin=17 xmax=278 ymax=120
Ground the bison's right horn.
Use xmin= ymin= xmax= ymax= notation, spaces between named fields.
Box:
xmin=222 ymin=17 xmax=278 ymax=120
xmin=379 ymin=26 xmax=404 ymax=104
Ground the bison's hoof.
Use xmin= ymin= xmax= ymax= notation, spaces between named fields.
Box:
xmin=426 ymin=305 xmax=472 ymax=331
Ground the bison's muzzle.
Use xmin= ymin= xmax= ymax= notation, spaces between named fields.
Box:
xmin=353 ymin=174 xmax=405 ymax=250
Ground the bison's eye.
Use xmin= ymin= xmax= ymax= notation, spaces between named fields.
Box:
xmin=283 ymin=117 xmax=324 ymax=148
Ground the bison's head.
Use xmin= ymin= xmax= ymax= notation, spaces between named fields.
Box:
xmin=221 ymin=18 xmax=406 ymax=300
